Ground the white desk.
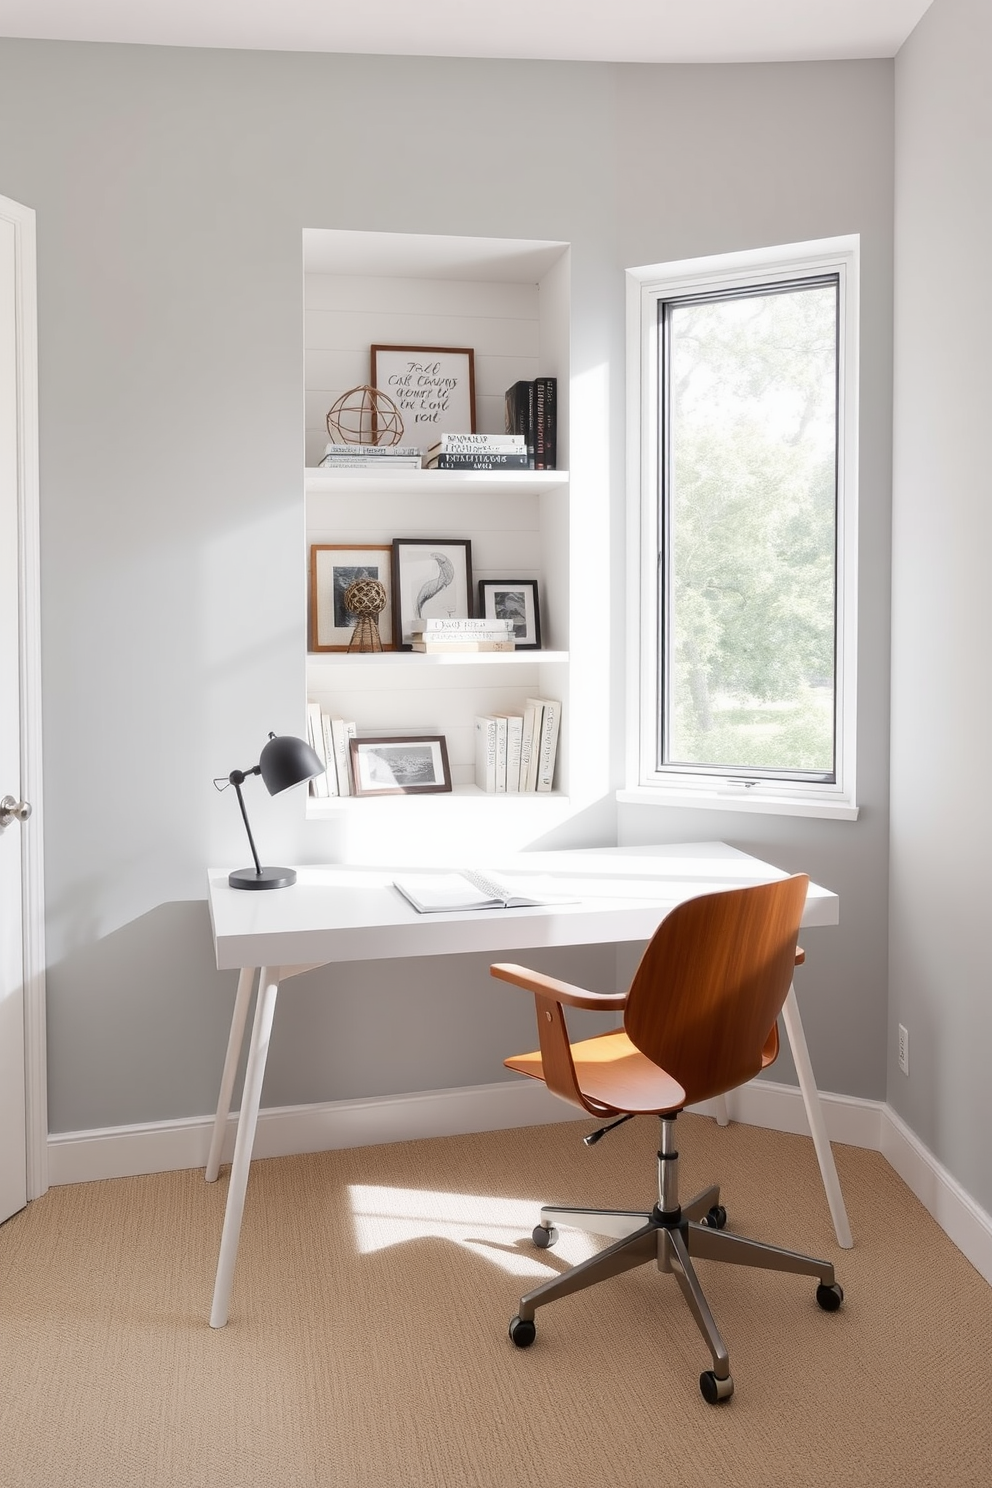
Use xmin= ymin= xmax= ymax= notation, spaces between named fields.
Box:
xmin=205 ymin=841 xmax=852 ymax=1328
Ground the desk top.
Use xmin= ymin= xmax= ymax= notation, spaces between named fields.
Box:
xmin=207 ymin=841 xmax=838 ymax=972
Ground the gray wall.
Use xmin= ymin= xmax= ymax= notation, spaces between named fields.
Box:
xmin=891 ymin=0 xmax=992 ymax=1212
xmin=0 ymin=41 xmax=894 ymax=1135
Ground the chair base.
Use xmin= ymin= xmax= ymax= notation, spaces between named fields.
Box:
xmin=511 ymin=1183 xmax=839 ymax=1402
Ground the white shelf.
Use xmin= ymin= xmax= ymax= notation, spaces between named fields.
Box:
xmin=307 ymin=650 xmax=568 ymax=667
xmin=305 ymin=468 xmax=568 ymax=497
xmin=302 ymin=228 xmax=572 ymax=837
xmin=307 ymin=786 xmax=569 ymax=818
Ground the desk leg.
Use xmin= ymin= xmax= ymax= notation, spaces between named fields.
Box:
xmin=781 ymin=984 xmax=854 ymax=1250
xmin=205 ymin=966 xmax=256 ymax=1184
xmin=209 ymin=966 xmax=280 ymax=1329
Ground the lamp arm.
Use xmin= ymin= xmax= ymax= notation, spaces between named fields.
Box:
xmin=231 ymin=774 xmax=262 ymax=877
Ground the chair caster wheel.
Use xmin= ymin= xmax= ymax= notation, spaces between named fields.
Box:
xmin=816 ymin=1282 xmax=844 ymax=1311
xmin=699 ymin=1370 xmax=734 ymax=1404
xmin=532 ymin=1224 xmax=558 ymax=1248
xmin=509 ymin=1316 xmax=536 ymax=1348
xmin=702 ymin=1204 xmax=727 ymax=1229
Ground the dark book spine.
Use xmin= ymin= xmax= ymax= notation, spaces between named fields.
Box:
xmin=431 ymin=452 xmax=531 ymax=469
xmin=534 ymin=376 xmax=557 ymax=470
xmin=504 ymin=380 xmax=536 ymax=467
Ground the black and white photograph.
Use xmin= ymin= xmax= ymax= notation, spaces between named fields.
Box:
xmin=310 ymin=544 xmax=395 ymax=651
xmin=349 ymin=735 xmax=452 ymax=797
xmin=392 ymin=537 xmax=473 ymax=648
xmin=477 ymin=578 xmax=542 ymax=649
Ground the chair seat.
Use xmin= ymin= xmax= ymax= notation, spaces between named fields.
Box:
xmin=505 ymin=1029 xmax=686 ymax=1116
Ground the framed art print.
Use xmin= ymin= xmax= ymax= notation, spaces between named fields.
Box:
xmin=349 ymin=735 xmax=452 ymax=797
xmin=371 ymin=345 xmax=476 ymax=450
xmin=310 ymin=544 xmax=395 ymax=652
xmin=391 ymin=537 xmax=473 ymax=648
xmin=477 ymin=578 xmax=542 ymax=649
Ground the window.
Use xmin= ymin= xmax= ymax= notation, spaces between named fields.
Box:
xmin=624 ymin=238 xmax=859 ymax=820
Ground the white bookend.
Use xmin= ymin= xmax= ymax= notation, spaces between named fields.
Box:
xmin=474 ymin=716 xmax=499 ymax=792
xmin=502 ymin=714 xmax=523 ymax=793
xmin=520 ymin=699 xmax=545 ymax=792
xmin=307 ymin=701 xmax=330 ymax=797
xmin=329 ymin=718 xmax=356 ymax=796
xmin=320 ymin=711 xmax=339 ymax=796
xmin=534 ymin=697 xmax=562 ymax=792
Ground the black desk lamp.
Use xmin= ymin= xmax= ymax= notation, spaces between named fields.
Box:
xmin=215 ymin=732 xmax=324 ymax=890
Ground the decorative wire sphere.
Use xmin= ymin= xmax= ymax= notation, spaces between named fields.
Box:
xmin=326 ymin=384 xmax=405 ymax=447
xmin=344 ymin=577 xmax=388 ymax=653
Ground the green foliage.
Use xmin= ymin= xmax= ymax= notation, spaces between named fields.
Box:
xmin=664 ymin=284 xmax=837 ymax=774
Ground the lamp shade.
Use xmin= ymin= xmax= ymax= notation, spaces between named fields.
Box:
xmin=257 ymin=732 xmax=325 ymax=795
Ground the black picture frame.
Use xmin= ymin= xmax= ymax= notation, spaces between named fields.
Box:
xmin=349 ymin=735 xmax=452 ymax=797
xmin=477 ymin=578 xmax=542 ymax=650
xmin=391 ymin=538 xmax=474 ymax=649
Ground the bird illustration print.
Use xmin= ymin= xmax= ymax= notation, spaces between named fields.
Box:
xmin=414 ymin=552 xmax=455 ymax=618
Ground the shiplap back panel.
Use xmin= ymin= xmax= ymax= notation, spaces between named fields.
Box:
xmin=304 ymin=273 xmax=542 ymax=466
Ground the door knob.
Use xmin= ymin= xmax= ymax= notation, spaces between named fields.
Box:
xmin=0 ymin=795 xmax=32 ymax=831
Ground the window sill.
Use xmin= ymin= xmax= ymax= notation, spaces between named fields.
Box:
xmin=616 ymin=786 xmax=859 ymax=822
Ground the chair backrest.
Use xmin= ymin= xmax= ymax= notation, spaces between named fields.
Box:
xmin=623 ymin=875 xmax=809 ymax=1108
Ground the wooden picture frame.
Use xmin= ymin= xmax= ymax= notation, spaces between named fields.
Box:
xmin=477 ymin=578 xmax=542 ymax=650
xmin=349 ymin=734 xmax=452 ymax=797
xmin=310 ymin=544 xmax=395 ymax=652
xmin=391 ymin=538 xmax=473 ymax=649
xmin=371 ymin=345 xmax=476 ymax=451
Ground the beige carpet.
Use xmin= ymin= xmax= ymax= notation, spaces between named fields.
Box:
xmin=2 ymin=1114 xmax=990 ymax=1488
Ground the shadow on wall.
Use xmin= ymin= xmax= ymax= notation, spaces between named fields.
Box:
xmin=44 ymin=898 xmax=622 ymax=1139
xmin=45 ymin=901 xmax=239 ymax=1135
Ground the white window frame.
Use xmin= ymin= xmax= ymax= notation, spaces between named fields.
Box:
xmin=622 ymin=236 xmax=860 ymax=821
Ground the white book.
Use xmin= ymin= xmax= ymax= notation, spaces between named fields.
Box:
xmin=306 ymin=701 xmax=330 ymax=797
xmin=494 ymin=715 xmax=508 ymax=793
xmin=320 ymin=711 xmax=339 ymax=796
xmin=427 ymin=434 xmax=526 ymax=452
xmin=501 ymin=714 xmax=524 ymax=793
xmin=329 ymin=718 xmax=357 ymax=796
xmin=417 ymin=617 xmax=513 ymax=633
xmin=322 ymin=443 xmax=422 ymax=457
xmin=533 ymin=697 xmax=562 ymax=793
xmin=393 ymin=870 xmax=577 ymax=914
xmin=474 ymin=716 xmax=498 ymax=793
xmin=520 ymin=699 xmax=545 ymax=792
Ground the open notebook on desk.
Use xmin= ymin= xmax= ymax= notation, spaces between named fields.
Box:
xmin=393 ymin=869 xmax=579 ymax=914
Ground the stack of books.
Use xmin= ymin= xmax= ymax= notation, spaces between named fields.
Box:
xmin=317 ymin=442 xmax=423 ymax=469
xmin=475 ymin=697 xmax=561 ymax=793
xmin=306 ymin=703 xmax=357 ymax=797
xmin=424 ymin=433 xmax=530 ymax=471
xmin=410 ymin=617 xmax=515 ymax=653
xmin=504 ymin=377 xmax=557 ymax=470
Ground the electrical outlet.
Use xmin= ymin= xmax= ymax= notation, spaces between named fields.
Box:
xmin=898 ymin=1023 xmax=909 ymax=1076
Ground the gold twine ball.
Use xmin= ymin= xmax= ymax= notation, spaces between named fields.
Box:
xmin=326 ymin=384 xmax=405 ymax=446
xmin=344 ymin=578 xmax=388 ymax=617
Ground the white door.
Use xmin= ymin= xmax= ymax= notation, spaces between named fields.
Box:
xmin=0 ymin=194 xmax=45 ymax=1223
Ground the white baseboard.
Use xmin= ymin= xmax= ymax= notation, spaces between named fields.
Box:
xmin=48 ymin=1076 xmax=992 ymax=1285
xmin=47 ymin=1080 xmax=578 ymax=1187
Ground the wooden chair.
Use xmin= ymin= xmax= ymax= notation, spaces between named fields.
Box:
xmin=491 ymin=874 xmax=844 ymax=1404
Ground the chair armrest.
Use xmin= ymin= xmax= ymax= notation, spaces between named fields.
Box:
xmin=490 ymin=963 xmax=627 ymax=1011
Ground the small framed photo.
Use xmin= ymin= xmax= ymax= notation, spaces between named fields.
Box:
xmin=371 ymin=345 xmax=476 ymax=451
xmin=477 ymin=578 xmax=542 ymax=650
xmin=349 ymin=735 xmax=452 ymax=797
xmin=391 ymin=538 xmax=474 ymax=649
xmin=310 ymin=544 xmax=395 ymax=652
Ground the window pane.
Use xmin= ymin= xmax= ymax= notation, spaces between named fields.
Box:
xmin=662 ymin=281 xmax=838 ymax=779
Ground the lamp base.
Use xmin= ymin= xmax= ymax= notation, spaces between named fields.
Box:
xmin=228 ymin=866 xmax=298 ymax=891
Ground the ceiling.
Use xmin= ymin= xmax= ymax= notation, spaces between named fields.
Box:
xmin=0 ymin=0 xmax=934 ymax=65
